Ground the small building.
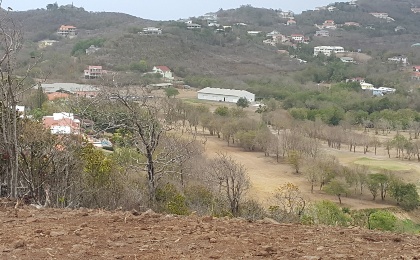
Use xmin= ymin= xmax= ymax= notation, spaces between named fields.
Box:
xmin=314 ymin=46 xmax=345 ymax=56
xmin=247 ymin=31 xmax=262 ymax=36
xmin=278 ymin=10 xmax=294 ymax=19
xmin=322 ymin=20 xmax=337 ymax=29
xmin=315 ymin=30 xmax=329 ymax=37
xmin=38 ymin=40 xmax=58 ymax=49
xmin=360 ymin=82 xmax=374 ymax=90
xmin=142 ymin=27 xmax=162 ymax=35
xmin=286 ymin=19 xmax=296 ymax=26
xmin=197 ymin=87 xmax=255 ymax=103
xmin=369 ymin=12 xmax=394 ymax=21
xmin=57 ymin=25 xmax=77 ymax=38
xmin=84 ymin=65 xmax=105 ymax=79
xmin=152 ymin=66 xmax=174 ymax=80
xmin=344 ymin=22 xmax=360 ymax=27
xmin=327 ymin=6 xmax=336 ymax=12
xmin=43 ymin=113 xmax=80 ymax=135
xmin=412 ymin=8 xmax=420 ymax=13
xmin=187 ymin=23 xmax=202 ymax=30
xmin=290 ymin=34 xmax=305 ymax=43
xmin=395 ymin=26 xmax=406 ymax=32
xmin=388 ymin=56 xmax=408 ymax=66
xmin=340 ymin=57 xmax=354 ymax=63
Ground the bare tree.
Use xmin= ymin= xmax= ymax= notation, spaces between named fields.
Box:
xmin=208 ymin=153 xmax=250 ymax=216
xmin=0 ymin=10 xmax=41 ymax=198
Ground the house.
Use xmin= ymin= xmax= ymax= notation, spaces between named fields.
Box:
xmin=57 ymin=25 xmax=77 ymax=38
xmin=347 ymin=77 xmax=365 ymax=83
xmin=187 ymin=23 xmax=201 ymax=30
xmin=208 ymin=21 xmax=220 ymax=27
xmin=388 ymin=56 xmax=408 ymax=66
xmin=328 ymin=6 xmax=336 ymax=12
xmin=315 ymin=30 xmax=329 ymax=37
xmin=278 ymin=10 xmax=294 ymax=19
xmin=152 ymin=66 xmax=174 ymax=80
xmin=413 ymin=66 xmax=420 ymax=72
xmin=286 ymin=19 xmax=296 ymax=26
xmin=42 ymin=113 xmax=80 ymax=135
xmin=85 ymin=45 xmax=100 ymax=55
xmin=142 ymin=27 xmax=162 ymax=35
xmin=84 ymin=65 xmax=105 ymax=79
xmin=349 ymin=0 xmax=357 ymax=6
xmin=412 ymin=8 xmax=420 ymax=13
xmin=314 ymin=46 xmax=345 ymax=56
xmin=322 ymin=20 xmax=336 ymax=29
xmin=38 ymin=40 xmax=58 ymax=49
xmin=290 ymin=34 xmax=305 ymax=43
xmin=340 ymin=57 xmax=354 ymax=63
xmin=235 ymin=22 xmax=247 ymax=26
xmin=369 ymin=12 xmax=395 ymax=21
xmin=38 ymin=83 xmax=100 ymax=98
xmin=265 ymin=31 xmax=287 ymax=44
xmin=247 ymin=31 xmax=262 ymax=36
xmin=395 ymin=26 xmax=406 ymax=32
xmin=360 ymin=82 xmax=375 ymax=90
xmin=344 ymin=22 xmax=360 ymax=27
xmin=197 ymin=87 xmax=255 ymax=103
xmin=201 ymin=12 xmax=218 ymax=21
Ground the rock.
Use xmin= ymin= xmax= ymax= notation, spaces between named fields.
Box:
xmin=303 ymin=256 xmax=321 ymax=260
xmin=316 ymin=246 xmax=324 ymax=251
xmin=80 ymin=223 xmax=88 ymax=228
xmin=50 ymin=230 xmax=67 ymax=237
xmin=202 ymin=216 xmax=213 ymax=222
xmin=262 ymin=245 xmax=275 ymax=252
xmin=131 ymin=209 xmax=140 ymax=216
xmin=13 ymin=240 xmax=25 ymax=249
xmin=209 ymin=238 xmax=217 ymax=243
xmin=262 ymin=217 xmax=280 ymax=225
xmin=26 ymin=217 xmax=38 ymax=223
xmin=34 ymin=229 xmax=43 ymax=234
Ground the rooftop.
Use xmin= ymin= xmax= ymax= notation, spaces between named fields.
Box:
xmin=198 ymin=87 xmax=254 ymax=97
xmin=37 ymin=83 xmax=100 ymax=94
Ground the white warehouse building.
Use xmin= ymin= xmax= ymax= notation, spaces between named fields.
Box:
xmin=314 ymin=46 xmax=345 ymax=56
xmin=197 ymin=87 xmax=255 ymax=103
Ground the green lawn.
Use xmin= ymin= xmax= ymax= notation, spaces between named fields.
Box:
xmin=353 ymin=157 xmax=412 ymax=171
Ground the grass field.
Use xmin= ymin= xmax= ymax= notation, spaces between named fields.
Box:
xmin=352 ymin=157 xmax=413 ymax=171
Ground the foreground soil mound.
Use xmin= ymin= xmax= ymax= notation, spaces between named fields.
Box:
xmin=0 ymin=200 xmax=419 ymax=259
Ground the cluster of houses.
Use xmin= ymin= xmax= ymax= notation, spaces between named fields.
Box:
xmin=347 ymin=77 xmax=396 ymax=96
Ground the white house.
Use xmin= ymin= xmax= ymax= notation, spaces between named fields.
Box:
xmin=388 ymin=56 xmax=408 ymax=66
xmin=187 ymin=23 xmax=202 ymax=29
xmin=360 ymin=82 xmax=375 ymax=90
xmin=42 ymin=113 xmax=80 ymax=135
xmin=314 ymin=46 xmax=345 ymax=56
xmin=247 ymin=31 xmax=261 ymax=36
xmin=152 ymin=66 xmax=174 ymax=80
xmin=315 ymin=30 xmax=329 ymax=37
xmin=340 ymin=57 xmax=354 ymax=63
xmin=142 ymin=27 xmax=162 ymax=35
xmin=197 ymin=87 xmax=255 ymax=103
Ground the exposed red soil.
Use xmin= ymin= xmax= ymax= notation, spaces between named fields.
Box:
xmin=1 ymin=200 xmax=419 ymax=259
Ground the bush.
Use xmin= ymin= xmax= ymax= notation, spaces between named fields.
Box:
xmin=312 ymin=200 xmax=351 ymax=226
xmin=369 ymin=210 xmax=397 ymax=231
xmin=240 ymin=200 xmax=266 ymax=221
xmin=156 ymin=183 xmax=189 ymax=215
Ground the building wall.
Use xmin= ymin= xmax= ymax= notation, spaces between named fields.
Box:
xmin=198 ymin=93 xmax=255 ymax=103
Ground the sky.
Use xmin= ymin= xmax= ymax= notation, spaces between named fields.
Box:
xmin=2 ymin=0 xmax=340 ymax=21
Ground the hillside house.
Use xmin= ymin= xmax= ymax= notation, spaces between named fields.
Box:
xmin=340 ymin=57 xmax=354 ymax=63
xmin=57 ymin=25 xmax=77 ymax=38
xmin=322 ymin=20 xmax=336 ymax=29
xmin=84 ymin=65 xmax=105 ymax=79
xmin=369 ymin=12 xmax=395 ymax=21
xmin=347 ymin=77 xmax=365 ymax=83
xmin=395 ymin=26 xmax=406 ymax=32
xmin=43 ymin=113 xmax=80 ymax=135
xmin=315 ymin=30 xmax=329 ymax=37
xmin=328 ymin=6 xmax=336 ymax=12
xmin=388 ymin=56 xmax=408 ymax=66
xmin=412 ymin=8 xmax=420 ymax=13
xmin=286 ymin=20 xmax=296 ymax=26
xmin=153 ymin=66 xmax=174 ymax=80
xmin=38 ymin=40 xmax=58 ymax=48
xmin=360 ymin=82 xmax=374 ymax=90
xmin=314 ymin=46 xmax=345 ymax=56
xmin=290 ymin=34 xmax=305 ymax=43
xmin=142 ymin=27 xmax=162 ymax=35
xmin=278 ymin=10 xmax=294 ymax=19
xmin=344 ymin=22 xmax=360 ymax=27
xmin=197 ymin=87 xmax=255 ymax=103
xmin=187 ymin=23 xmax=201 ymax=29
xmin=247 ymin=31 xmax=262 ymax=36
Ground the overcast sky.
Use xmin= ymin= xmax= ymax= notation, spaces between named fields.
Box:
xmin=2 ymin=0 xmax=340 ymax=20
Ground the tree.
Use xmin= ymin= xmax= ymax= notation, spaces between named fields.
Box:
xmin=313 ymin=200 xmax=350 ymax=226
xmin=0 ymin=13 xmax=41 ymax=198
xmin=288 ymin=150 xmax=302 ymax=174
xmin=272 ymin=183 xmax=306 ymax=217
xmin=46 ymin=2 xmax=59 ymax=10
xmin=323 ymin=179 xmax=348 ymax=204
xmin=164 ymin=87 xmax=179 ymax=98
xmin=214 ymin=106 xmax=229 ymax=116
xmin=208 ymin=153 xmax=250 ymax=216
xmin=390 ymin=182 xmax=419 ymax=211
xmin=236 ymin=97 xmax=249 ymax=108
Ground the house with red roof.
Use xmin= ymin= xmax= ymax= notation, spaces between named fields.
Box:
xmin=152 ymin=66 xmax=174 ymax=80
xmin=84 ymin=65 xmax=106 ymax=79
xmin=42 ymin=113 xmax=80 ymax=135
xmin=57 ymin=25 xmax=77 ymax=38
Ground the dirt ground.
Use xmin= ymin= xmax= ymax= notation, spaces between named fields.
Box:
xmin=1 ymin=201 xmax=419 ymax=260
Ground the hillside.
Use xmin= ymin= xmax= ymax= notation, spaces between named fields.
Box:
xmin=1 ymin=201 xmax=419 ymax=259
xmin=6 ymin=0 xmax=420 ymax=84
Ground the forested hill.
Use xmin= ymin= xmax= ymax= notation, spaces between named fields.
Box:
xmin=7 ymin=0 xmax=420 ymax=83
